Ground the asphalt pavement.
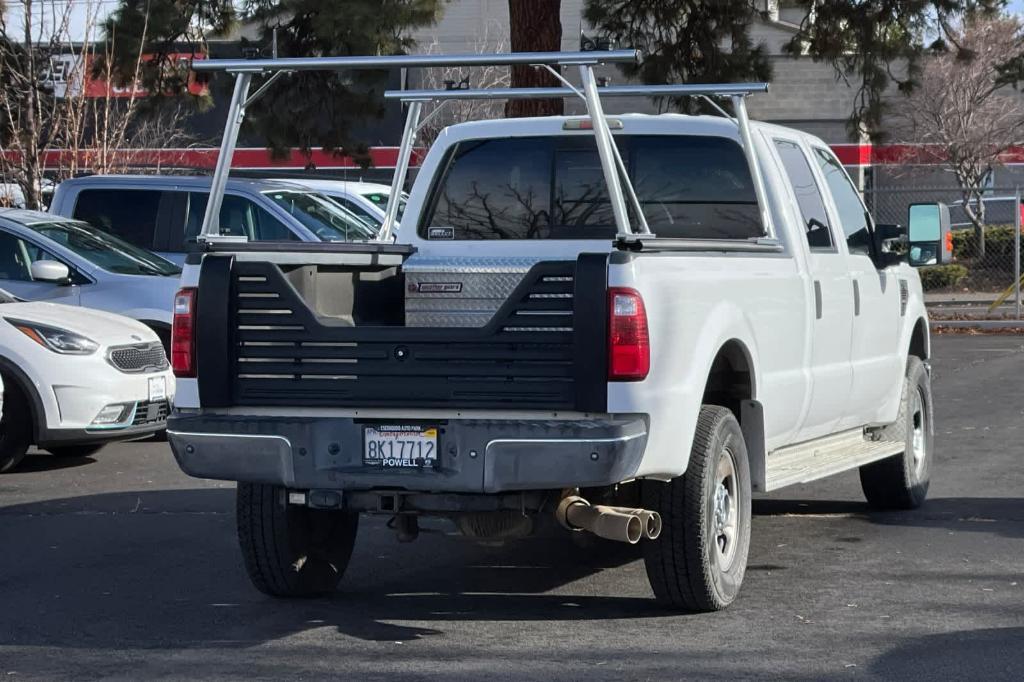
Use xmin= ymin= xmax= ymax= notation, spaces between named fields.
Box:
xmin=1 ymin=335 xmax=1022 ymax=680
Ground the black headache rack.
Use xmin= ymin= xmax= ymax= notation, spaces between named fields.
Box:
xmin=195 ymin=253 xmax=610 ymax=412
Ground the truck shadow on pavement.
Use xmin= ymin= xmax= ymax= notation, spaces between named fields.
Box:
xmin=0 ymin=488 xmax=664 ymax=650
xmin=2 ymin=488 xmax=1020 ymax=651
xmin=754 ymin=496 xmax=1024 ymax=539
xmin=870 ymin=627 xmax=1024 ymax=679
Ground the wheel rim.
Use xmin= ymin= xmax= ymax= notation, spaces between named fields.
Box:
xmin=712 ymin=447 xmax=741 ymax=571
xmin=910 ymin=385 xmax=928 ymax=477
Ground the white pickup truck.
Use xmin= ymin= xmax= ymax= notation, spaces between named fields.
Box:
xmin=167 ymin=50 xmax=953 ymax=612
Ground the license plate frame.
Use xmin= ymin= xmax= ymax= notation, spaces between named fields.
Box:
xmin=363 ymin=425 xmax=439 ymax=469
xmin=148 ymin=376 xmax=167 ymax=402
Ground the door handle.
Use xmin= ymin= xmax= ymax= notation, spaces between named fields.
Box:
xmin=813 ymin=280 xmax=822 ymax=320
xmin=853 ymin=279 xmax=861 ymax=316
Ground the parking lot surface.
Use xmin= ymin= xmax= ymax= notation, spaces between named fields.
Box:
xmin=1 ymin=335 xmax=1022 ymax=680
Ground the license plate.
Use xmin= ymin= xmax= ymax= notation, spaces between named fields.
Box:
xmin=148 ymin=376 xmax=166 ymax=402
xmin=363 ymin=425 xmax=438 ymax=468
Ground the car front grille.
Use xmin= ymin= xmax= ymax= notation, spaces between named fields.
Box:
xmin=132 ymin=400 xmax=169 ymax=426
xmin=108 ymin=343 xmax=169 ymax=373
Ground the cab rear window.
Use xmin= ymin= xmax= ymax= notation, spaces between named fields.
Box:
xmin=421 ymin=134 xmax=763 ymax=240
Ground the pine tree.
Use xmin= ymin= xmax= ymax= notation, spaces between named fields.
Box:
xmin=102 ymin=0 xmax=443 ymax=163
xmin=582 ymin=0 xmax=773 ymax=114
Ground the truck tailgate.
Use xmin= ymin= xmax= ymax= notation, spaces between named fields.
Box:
xmin=194 ymin=251 xmax=609 ymax=412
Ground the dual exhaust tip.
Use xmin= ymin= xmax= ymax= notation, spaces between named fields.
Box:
xmin=556 ymin=495 xmax=662 ymax=544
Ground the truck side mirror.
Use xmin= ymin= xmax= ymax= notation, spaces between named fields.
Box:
xmin=907 ymin=203 xmax=952 ymax=267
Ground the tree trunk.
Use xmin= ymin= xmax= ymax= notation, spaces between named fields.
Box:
xmin=505 ymin=0 xmax=563 ymax=118
xmin=22 ymin=0 xmax=43 ymax=210
xmin=977 ymin=197 xmax=987 ymax=260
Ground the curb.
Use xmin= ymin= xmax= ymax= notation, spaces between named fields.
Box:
xmin=931 ymin=320 xmax=1024 ymax=331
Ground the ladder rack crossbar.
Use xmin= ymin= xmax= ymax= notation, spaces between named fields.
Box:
xmin=386 ymin=83 xmax=769 ymax=102
xmin=192 ymin=49 xmax=776 ymax=245
xmin=191 ymin=49 xmax=640 ymax=74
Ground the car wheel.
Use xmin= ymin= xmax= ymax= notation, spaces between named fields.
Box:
xmin=0 ymin=376 xmax=33 ymax=473
xmin=236 ymin=482 xmax=359 ymax=597
xmin=46 ymin=444 xmax=105 ymax=458
xmin=860 ymin=356 xmax=932 ymax=510
xmin=642 ymin=405 xmax=752 ymax=611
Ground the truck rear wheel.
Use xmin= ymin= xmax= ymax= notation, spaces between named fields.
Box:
xmin=642 ymin=405 xmax=752 ymax=612
xmin=236 ymin=482 xmax=359 ymax=597
xmin=859 ymin=356 xmax=932 ymax=510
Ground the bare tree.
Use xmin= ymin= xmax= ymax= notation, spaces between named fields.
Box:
xmin=0 ymin=0 xmax=199 ymax=208
xmin=894 ymin=17 xmax=1024 ymax=258
xmin=0 ymin=0 xmax=76 ymax=208
xmin=417 ymin=27 xmax=511 ymax=146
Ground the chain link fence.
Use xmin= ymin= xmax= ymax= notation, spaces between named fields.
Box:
xmin=865 ymin=186 xmax=1023 ymax=320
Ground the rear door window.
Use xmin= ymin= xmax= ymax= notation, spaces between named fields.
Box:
xmin=72 ymin=189 xmax=162 ymax=249
xmin=421 ymin=135 xmax=764 ymax=240
xmin=773 ymin=139 xmax=835 ymax=251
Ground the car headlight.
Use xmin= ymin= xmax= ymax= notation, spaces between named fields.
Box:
xmin=6 ymin=318 xmax=99 ymax=355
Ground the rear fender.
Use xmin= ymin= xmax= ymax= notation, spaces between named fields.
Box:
xmin=609 ymin=298 xmax=761 ymax=479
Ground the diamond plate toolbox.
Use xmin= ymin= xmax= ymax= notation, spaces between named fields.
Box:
xmin=403 ymin=256 xmax=543 ymax=327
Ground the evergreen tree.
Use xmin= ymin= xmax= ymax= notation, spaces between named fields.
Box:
xmin=583 ymin=1 xmax=1016 ymax=139
xmin=102 ymin=0 xmax=443 ymax=163
xmin=582 ymin=0 xmax=773 ymax=113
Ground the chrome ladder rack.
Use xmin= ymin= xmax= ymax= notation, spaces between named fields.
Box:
xmin=191 ymin=51 xmax=771 ymax=244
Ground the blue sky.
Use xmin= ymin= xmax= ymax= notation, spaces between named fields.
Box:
xmin=1011 ymin=1 xmax=1024 ymax=17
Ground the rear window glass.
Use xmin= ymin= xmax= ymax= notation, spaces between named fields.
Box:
xmin=421 ymin=135 xmax=763 ymax=240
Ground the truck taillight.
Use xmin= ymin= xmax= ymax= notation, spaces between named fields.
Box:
xmin=608 ymin=287 xmax=649 ymax=381
xmin=172 ymin=288 xmax=197 ymax=378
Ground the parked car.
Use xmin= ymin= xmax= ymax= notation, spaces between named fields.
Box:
xmin=949 ymin=195 xmax=1024 ymax=229
xmin=0 ymin=209 xmax=182 ymax=350
xmin=0 ymin=180 xmax=55 ymax=209
xmin=50 ymin=176 xmax=379 ymax=265
xmin=0 ymin=288 xmax=174 ymax=472
xmin=275 ymin=179 xmax=407 ymax=230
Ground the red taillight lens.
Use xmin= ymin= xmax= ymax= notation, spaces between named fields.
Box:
xmin=608 ymin=287 xmax=650 ymax=381
xmin=172 ymin=288 xmax=197 ymax=378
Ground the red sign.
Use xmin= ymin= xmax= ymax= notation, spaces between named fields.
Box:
xmin=47 ymin=52 xmax=208 ymax=99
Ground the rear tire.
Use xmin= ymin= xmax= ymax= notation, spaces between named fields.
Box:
xmin=642 ymin=405 xmax=752 ymax=612
xmin=860 ymin=356 xmax=932 ymax=510
xmin=47 ymin=444 xmax=105 ymax=458
xmin=236 ymin=482 xmax=359 ymax=597
xmin=0 ymin=376 xmax=33 ymax=473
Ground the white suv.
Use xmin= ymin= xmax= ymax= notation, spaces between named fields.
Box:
xmin=0 ymin=290 xmax=175 ymax=472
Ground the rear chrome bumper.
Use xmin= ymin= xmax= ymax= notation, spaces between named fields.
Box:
xmin=167 ymin=413 xmax=648 ymax=493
